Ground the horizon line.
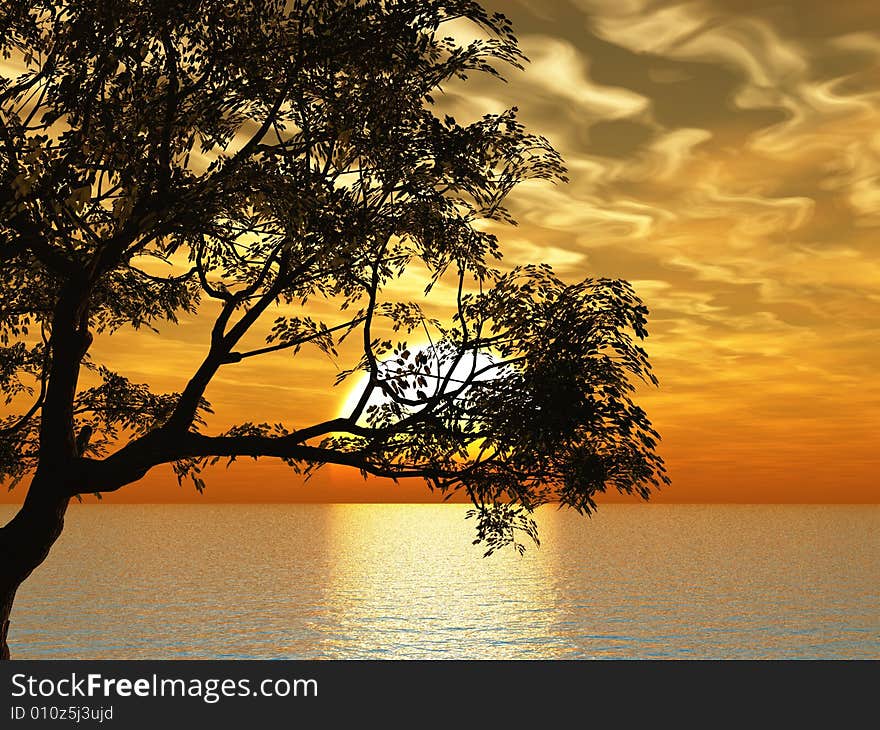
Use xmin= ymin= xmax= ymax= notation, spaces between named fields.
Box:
xmin=1 ymin=501 xmax=874 ymax=507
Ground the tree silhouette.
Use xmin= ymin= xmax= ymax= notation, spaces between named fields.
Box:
xmin=0 ymin=0 xmax=668 ymax=658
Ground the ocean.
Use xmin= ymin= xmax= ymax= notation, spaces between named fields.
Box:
xmin=4 ymin=503 xmax=878 ymax=659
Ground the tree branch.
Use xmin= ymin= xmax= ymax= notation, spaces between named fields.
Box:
xmin=162 ymin=250 xmax=319 ymax=432
xmin=224 ymin=315 xmax=365 ymax=363
xmin=81 ymin=429 xmax=440 ymax=495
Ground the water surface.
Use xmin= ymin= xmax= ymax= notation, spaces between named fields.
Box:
xmin=4 ymin=503 xmax=878 ymax=659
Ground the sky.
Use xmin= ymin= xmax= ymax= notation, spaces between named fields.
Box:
xmin=4 ymin=0 xmax=879 ymax=504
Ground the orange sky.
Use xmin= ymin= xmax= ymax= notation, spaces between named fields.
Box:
xmin=3 ymin=0 xmax=879 ymax=504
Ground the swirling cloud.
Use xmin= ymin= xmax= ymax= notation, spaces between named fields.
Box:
xmin=480 ymin=0 xmax=880 ymax=501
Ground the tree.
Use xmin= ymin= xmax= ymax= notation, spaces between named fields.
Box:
xmin=0 ymin=0 xmax=669 ymax=659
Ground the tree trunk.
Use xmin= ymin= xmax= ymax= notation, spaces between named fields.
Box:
xmin=0 ymin=280 xmax=91 ymax=659
xmin=0 ymin=473 xmax=71 ymax=660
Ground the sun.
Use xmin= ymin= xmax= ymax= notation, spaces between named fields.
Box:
xmin=336 ymin=342 xmax=502 ymax=422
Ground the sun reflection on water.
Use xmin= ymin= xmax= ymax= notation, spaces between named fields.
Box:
xmin=319 ymin=504 xmax=565 ymax=658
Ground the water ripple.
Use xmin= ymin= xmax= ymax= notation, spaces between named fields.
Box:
xmin=3 ymin=503 xmax=878 ymax=659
